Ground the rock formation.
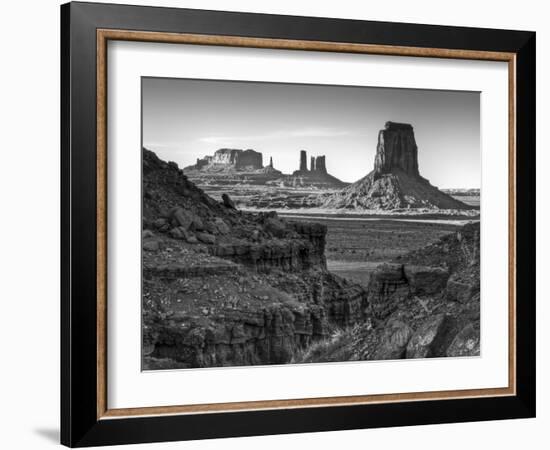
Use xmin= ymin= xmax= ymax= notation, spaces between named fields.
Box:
xmin=278 ymin=149 xmax=347 ymax=189
xmin=184 ymin=147 xmax=282 ymax=185
xmin=374 ymin=122 xmax=419 ymax=176
xmin=188 ymin=148 xmax=264 ymax=172
xmin=299 ymin=150 xmax=308 ymax=172
xmin=323 ymin=122 xmax=474 ymax=210
xmin=142 ymin=148 xmax=367 ymax=369
xmin=293 ymin=151 xmax=329 ymax=176
xmin=236 ymin=149 xmax=263 ymax=170
xmin=314 ymin=155 xmax=327 ymax=174
xmin=294 ymin=222 xmax=480 ymax=364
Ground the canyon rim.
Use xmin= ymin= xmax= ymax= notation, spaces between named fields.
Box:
xmin=142 ymin=77 xmax=481 ymax=370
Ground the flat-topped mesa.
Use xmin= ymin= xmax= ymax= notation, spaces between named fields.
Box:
xmin=211 ymin=148 xmax=263 ymax=170
xmin=235 ymin=149 xmax=263 ymax=170
xmin=190 ymin=148 xmax=263 ymax=171
xmin=374 ymin=121 xmax=419 ymax=177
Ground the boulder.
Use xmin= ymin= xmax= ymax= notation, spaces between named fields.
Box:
xmin=222 ymin=193 xmax=236 ymax=209
xmin=214 ymin=218 xmax=231 ymax=235
xmin=196 ymin=232 xmax=216 ymax=245
xmin=167 ymin=207 xmax=206 ymax=232
xmin=405 ymin=314 xmax=453 ymax=358
xmin=143 ymin=239 xmax=160 ymax=252
xmin=184 ymin=231 xmax=199 ymax=244
xmin=446 ymin=323 xmax=480 ymax=357
xmin=169 ymin=207 xmax=193 ymax=230
xmin=374 ymin=319 xmax=413 ymax=360
xmin=203 ymin=221 xmax=218 ymax=235
xmin=192 ymin=214 xmax=205 ymax=231
xmin=264 ymin=217 xmax=287 ymax=238
xmin=446 ymin=275 xmax=478 ymax=304
xmin=169 ymin=227 xmax=184 ymax=240
xmin=153 ymin=218 xmax=170 ymax=232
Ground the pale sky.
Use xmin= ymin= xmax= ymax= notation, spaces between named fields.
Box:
xmin=142 ymin=77 xmax=480 ymax=188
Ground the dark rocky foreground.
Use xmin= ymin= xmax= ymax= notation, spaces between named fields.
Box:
xmin=142 ymin=149 xmax=480 ymax=370
xmin=295 ymin=223 xmax=480 ymax=363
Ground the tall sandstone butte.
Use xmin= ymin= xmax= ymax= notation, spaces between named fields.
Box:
xmin=374 ymin=122 xmax=419 ymax=176
xmin=323 ymin=122 xmax=473 ymax=210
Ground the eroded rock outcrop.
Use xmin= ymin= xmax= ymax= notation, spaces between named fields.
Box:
xmin=142 ymin=148 xmax=368 ymax=369
xmin=322 ymin=121 xmax=474 ymax=210
xmin=186 ymin=148 xmax=283 ymax=174
xmin=405 ymin=314 xmax=456 ymax=359
xmin=294 ymin=222 xmax=481 ymax=363
xmin=196 ymin=148 xmax=264 ymax=170
xmin=299 ymin=150 xmax=308 ymax=172
xmin=374 ymin=122 xmax=419 ymax=176
xmin=367 ymin=263 xmax=450 ymax=320
xmin=183 ymin=148 xmax=283 ymax=186
xmin=278 ymin=149 xmax=347 ymax=188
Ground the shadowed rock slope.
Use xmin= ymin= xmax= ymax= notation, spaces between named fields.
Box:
xmin=323 ymin=122 xmax=474 ymax=210
xmin=294 ymin=222 xmax=480 ymax=363
xmin=142 ymin=149 xmax=369 ymax=369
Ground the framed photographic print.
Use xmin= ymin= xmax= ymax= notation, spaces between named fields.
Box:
xmin=60 ymin=2 xmax=536 ymax=447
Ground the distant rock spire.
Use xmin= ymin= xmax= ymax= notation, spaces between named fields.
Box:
xmin=299 ymin=150 xmax=307 ymax=171
xmin=310 ymin=156 xmax=315 ymax=171
xmin=269 ymin=156 xmax=273 ymax=168
xmin=314 ymin=156 xmax=326 ymax=174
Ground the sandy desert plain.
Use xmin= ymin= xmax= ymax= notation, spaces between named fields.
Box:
xmin=198 ymin=183 xmax=480 ymax=289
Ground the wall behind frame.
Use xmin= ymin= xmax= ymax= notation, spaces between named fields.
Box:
xmin=0 ymin=0 xmax=546 ymax=449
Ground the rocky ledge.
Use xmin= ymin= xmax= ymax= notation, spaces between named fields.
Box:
xmin=294 ymin=222 xmax=481 ymax=363
xmin=142 ymin=149 xmax=369 ymax=369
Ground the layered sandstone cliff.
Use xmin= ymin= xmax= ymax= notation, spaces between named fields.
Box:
xmin=187 ymin=148 xmax=270 ymax=172
xmin=142 ymin=149 xmax=368 ymax=369
xmin=295 ymin=222 xmax=480 ymax=363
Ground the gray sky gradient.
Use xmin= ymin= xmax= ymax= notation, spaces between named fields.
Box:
xmin=143 ymin=77 xmax=480 ymax=188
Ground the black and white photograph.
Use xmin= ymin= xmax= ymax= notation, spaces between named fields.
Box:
xmin=141 ymin=78 xmax=481 ymax=370
xmin=0 ymin=0 xmax=541 ymax=447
